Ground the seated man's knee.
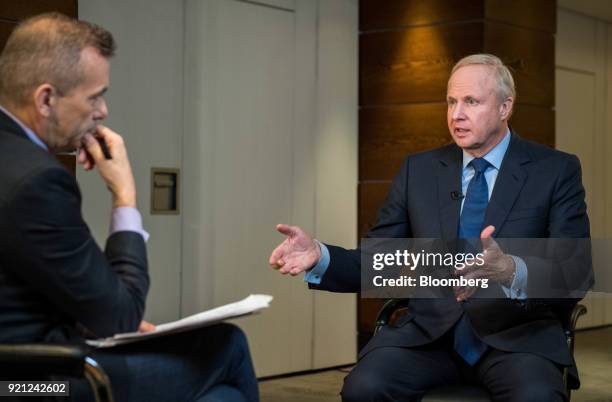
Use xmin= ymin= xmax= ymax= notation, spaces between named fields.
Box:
xmin=209 ymin=323 xmax=250 ymax=358
xmin=506 ymin=381 xmax=566 ymax=402
xmin=341 ymin=368 xmax=402 ymax=402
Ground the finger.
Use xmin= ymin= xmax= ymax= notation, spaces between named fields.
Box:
xmin=276 ymin=223 xmax=298 ymax=238
xmin=77 ymin=148 xmax=87 ymax=164
xmin=480 ymin=225 xmax=496 ymax=249
xmin=455 ymin=286 xmax=468 ymax=302
xmin=462 ymin=270 xmax=485 ymax=281
xmin=81 ymin=132 xmax=105 ymax=163
xmin=77 ymin=148 xmax=94 ymax=170
xmin=281 ymin=259 xmax=303 ymax=274
xmin=269 ymin=244 xmax=286 ymax=266
xmin=270 ymin=260 xmax=284 ymax=271
xmin=460 ymin=287 xmax=477 ymax=301
xmin=95 ymin=124 xmax=115 ymax=141
xmin=138 ymin=320 xmax=156 ymax=333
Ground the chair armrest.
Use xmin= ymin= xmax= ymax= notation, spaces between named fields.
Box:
xmin=570 ymin=304 xmax=587 ymax=332
xmin=0 ymin=344 xmax=89 ymax=378
xmin=375 ymin=299 xmax=411 ymax=334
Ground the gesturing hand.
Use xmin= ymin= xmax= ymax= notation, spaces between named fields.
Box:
xmin=454 ymin=225 xmax=516 ymax=301
xmin=269 ymin=224 xmax=321 ymax=276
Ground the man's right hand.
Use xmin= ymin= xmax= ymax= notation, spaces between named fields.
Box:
xmin=79 ymin=125 xmax=137 ymax=208
xmin=269 ymin=224 xmax=321 ymax=276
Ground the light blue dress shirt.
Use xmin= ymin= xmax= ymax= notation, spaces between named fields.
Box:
xmin=306 ymin=130 xmax=527 ymax=299
xmin=0 ymin=104 xmax=148 ymax=241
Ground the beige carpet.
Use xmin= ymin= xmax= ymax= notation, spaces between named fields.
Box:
xmin=259 ymin=327 xmax=612 ymax=402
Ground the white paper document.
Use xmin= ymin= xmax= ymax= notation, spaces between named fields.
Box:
xmin=87 ymin=294 xmax=273 ymax=348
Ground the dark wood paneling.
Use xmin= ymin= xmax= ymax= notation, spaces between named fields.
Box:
xmin=358 ymin=182 xmax=393 ymax=345
xmin=484 ymin=22 xmax=555 ymax=107
xmin=358 ymin=181 xmax=392 ymax=239
xmin=0 ymin=21 xmax=16 ymax=50
xmin=360 ymin=0 xmax=483 ymax=32
xmin=358 ymin=298 xmax=385 ymax=335
xmin=360 ymin=103 xmax=452 ymax=181
xmin=56 ymin=154 xmax=76 ymax=175
xmin=360 ymin=22 xmax=483 ymax=105
xmin=510 ymin=104 xmax=555 ymax=147
xmin=0 ymin=0 xmax=77 ymax=21
xmin=485 ymin=0 xmax=556 ymax=34
xmin=360 ymin=22 xmax=554 ymax=107
xmin=357 ymin=0 xmax=556 ymax=353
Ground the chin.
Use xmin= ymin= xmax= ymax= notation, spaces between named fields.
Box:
xmin=452 ymin=136 xmax=475 ymax=149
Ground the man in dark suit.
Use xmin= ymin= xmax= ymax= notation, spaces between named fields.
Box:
xmin=0 ymin=13 xmax=258 ymax=402
xmin=269 ymin=54 xmax=591 ymax=401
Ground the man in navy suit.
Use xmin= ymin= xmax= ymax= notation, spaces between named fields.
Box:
xmin=0 ymin=13 xmax=258 ymax=402
xmin=269 ymin=54 xmax=591 ymax=401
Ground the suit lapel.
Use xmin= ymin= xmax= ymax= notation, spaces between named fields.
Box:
xmin=484 ymin=135 xmax=531 ymax=236
xmin=437 ymin=145 xmax=463 ymax=239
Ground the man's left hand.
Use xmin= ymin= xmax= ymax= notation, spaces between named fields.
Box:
xmin=454 ymin=225 xmax=516 ymax=301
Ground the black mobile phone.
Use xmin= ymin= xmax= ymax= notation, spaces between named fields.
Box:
xmin=96 ymin=136 xmax=112 ymax=160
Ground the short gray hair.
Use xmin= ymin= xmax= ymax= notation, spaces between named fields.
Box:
xmin=451 ymin=54 xmax=516 ymax=101
xmin=0 ymin=12 xmax=115 ymax=107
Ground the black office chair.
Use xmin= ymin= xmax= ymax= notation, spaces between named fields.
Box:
xmin=374 ymin=299 xmax=587 ymax=402
xmin=0 ymin=343 xmax=114 ymax=402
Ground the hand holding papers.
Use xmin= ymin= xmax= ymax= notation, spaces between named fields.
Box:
xmin=87 ymin=294 xmax=273 ymax=348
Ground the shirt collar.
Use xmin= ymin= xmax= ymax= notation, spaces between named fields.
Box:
xmin=462 ymin=128 xmax=511 ymax=171
xmin=0 ymin=104 xmax=48 ymax=151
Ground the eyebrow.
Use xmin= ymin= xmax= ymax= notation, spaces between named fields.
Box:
xmin=90 ymin=87 xmax=108 ymax=99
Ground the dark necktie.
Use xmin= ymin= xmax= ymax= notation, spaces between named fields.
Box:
xmin=454 ymin=157 xmax=490 ymax=365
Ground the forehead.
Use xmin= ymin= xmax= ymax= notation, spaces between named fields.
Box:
xmin=447 ymin=65 xmax=496 ymax=97
xmin=77 ymin=46 xmax=110 ymax=89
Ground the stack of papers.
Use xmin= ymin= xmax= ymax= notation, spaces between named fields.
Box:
xmin=87 ymin=294 xmax=273 ymax=348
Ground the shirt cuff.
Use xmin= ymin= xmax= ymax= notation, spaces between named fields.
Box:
xmin=304 ymin=240 xmax=330 ymax=285
xmin=110 ymin=206 xmax=150 ymax=242
xmin=501 ymin=255 xmax=528 ymax=300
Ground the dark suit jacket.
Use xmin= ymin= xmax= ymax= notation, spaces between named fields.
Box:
xmin=313 ymin=134 xmax=591 ymax=387
xmin=0 ymin=108 xmax=149 ymax=347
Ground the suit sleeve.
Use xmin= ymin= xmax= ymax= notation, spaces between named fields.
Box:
xmin=312 ymin=157 xmax=413 ymax=292
xmin=2 ymin=166 xmax=149 ymax=337
xmin=525 ymin=154 xmax=593 ymax=299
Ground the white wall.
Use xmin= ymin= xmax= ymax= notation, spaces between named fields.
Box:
xmin=78 ymin=0 xmax=185 ymax=324
xmin=182 ymin=0 xmax=357 ymax=377
xmin=556 ymin=7 xmax=612 ymax=327
xmin=79 ymin=0 xmax=358 ymax=377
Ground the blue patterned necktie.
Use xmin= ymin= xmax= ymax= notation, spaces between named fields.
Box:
xmin=454 ymin=157 xmax=490 ymax=365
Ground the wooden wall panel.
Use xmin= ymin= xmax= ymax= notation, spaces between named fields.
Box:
xmin=358 ymin=181 xmax=392 ymax=239
xmin=56 ymin=154 xmax=76 ymax=175
xmin=484 ymin=22 xmax=555 ymax=106
xmin=0 ymin=21 xmax=17 ymax=50
xmin=0 ymin=0 xmax=77 ymax=21
xmin=485 ymin=0 xmax=555 ymax=33
xmin=360 ymin=0 xmax=483 ymax=32
xmin=357 ymin=0 xmax=556 ymax=351
xmin=358 ymin=182 xmax=391 ymax=336
xmin=360 ymin=22 xmax=483 ymax=105
xmin=510 ymin=104 xmax=555 ymax=147
xmin=360 ymin=103 xmax=451 ymax=180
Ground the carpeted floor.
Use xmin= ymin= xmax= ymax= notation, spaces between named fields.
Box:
xmin=259 ymin=326 xmax=612 ymax=402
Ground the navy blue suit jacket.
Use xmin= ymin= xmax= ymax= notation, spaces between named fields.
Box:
xmin=313 ymin=134 xmax=591 ymax=387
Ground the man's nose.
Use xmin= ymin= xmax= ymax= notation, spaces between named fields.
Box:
xmin=451 ymin=103 xmax=465 ymax=120
xmin=94 ymin=98 xmax=108 ymax=120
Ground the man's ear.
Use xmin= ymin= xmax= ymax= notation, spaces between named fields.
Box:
xmin=33 ymin=84 xmax=57 ymax=118
xmin=499 ymin=97 xmax=514 ymax=121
